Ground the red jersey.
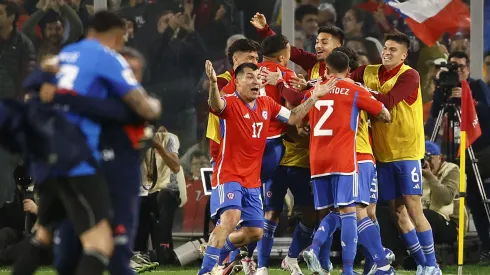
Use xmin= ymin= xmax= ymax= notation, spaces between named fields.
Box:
xmin=210 ymin=93 xmax=290 ymax=188
xmin=258 ymin=61 xmax=297 ymax=138
xmin=305 ymin=79 xmax=384 ymax=178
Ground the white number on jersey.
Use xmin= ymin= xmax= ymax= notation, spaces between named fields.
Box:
xmin=411 ymin=167 xmax=420 ymax=183
xmin=252 ymin=122 xmax=263 ymax=138
xmin=313 ymin=100 xmax=334 ymax=137
xmin=58 ymin=64 xmax=80 ymax=90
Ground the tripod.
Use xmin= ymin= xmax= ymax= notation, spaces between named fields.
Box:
xmin=430 ymin=101 xmax=490 ymax=223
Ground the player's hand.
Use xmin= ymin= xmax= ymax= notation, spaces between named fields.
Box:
xmin=151 ymin=134 xmax=163 ymax=149
xmin=289 ymin=74 xmax=307 ymax=91
xmin=205 ymin=60 xmax=217 ymax=83
xmin=23 ymin=199 xmax=38 ymax=215
xmin=250 ymin=12 xmax=267 ymax=30
xmin=184 ymin=0 xmax=193 ymax=16
xmin=450 ymin=87 xmax=462 ymax=98
xmin=262 ymin=67 xmax=283 ymax=86
xmin=40 ymin=83 xmax=57 ymax=103
xmin=40 ymin=55 xmax=59 ymax=74
xmin=297 ymin=124 xmax=310 ymax=137
xmin=312 ymin=77 xmax=337 ymax=99
xmin=376 ymin=107 xmax=392 ymax=123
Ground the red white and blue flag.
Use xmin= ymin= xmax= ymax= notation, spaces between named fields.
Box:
xmin=385 ymin=0 xmax=470 ymax=46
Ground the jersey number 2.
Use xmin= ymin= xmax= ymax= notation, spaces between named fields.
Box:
xmin=58 ymin=65 xmax=80 ymax=90
xmin=313 ymin=100 xmax=334 ymax=137
xmin=252 ymin=122 xmax=263 ymax=138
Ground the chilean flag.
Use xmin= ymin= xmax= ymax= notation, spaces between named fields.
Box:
xmin=386 ymin=0 xmax=470 ymax=47
xmin=460 ymin=80 xmax=481 ymax=149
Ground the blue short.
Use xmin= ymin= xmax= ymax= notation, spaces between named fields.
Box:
xmin=358 ymin=162 xmax=376 ymax=206
xmin=261 ymin=137 xmax=285 ymax=182
xmin=311 ymin=174 xmax=358 ymax=210
xmin=263 ymin=166 xmax=313 ymax=212
xmin=376 ymin=160 xmax=423 ymax=201
xmin=210 ymin=182 xmax=264 ymax=227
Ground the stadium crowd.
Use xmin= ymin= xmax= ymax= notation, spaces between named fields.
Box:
xmin=0 ymin=0 xmax=489 ymax=274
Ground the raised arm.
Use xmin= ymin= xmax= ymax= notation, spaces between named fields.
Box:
xmin=287 ymin=78 xmax=337 ymax=125
xmin=206 ymin=60 xmax=225 ymax=113
xmin=251 ymin=13 xmax=318 ymax=71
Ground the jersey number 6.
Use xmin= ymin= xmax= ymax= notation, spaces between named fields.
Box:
xmin=313 ymin=100 xmax=334 ymax=137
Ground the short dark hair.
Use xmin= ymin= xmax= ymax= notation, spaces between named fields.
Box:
xmin=295 ymin=4 xmax=319 ymax=22
xmin=332 ymin=46 xmax=358 ymax=71
xmin=326 ymin=51 xmax=349 ymax=73
xmin=120 ymin=46 xmax=146 ymax=69
xmin=87 ymin=10 xmax=126 ymax=33
xmin=318 ymin=24 xmax=345 ymax=45
xmin=385 ymin=31 xmax=410 ymax=49
xmin=227 ymin=38 xmax=261 ymax=66
xmin=234 ymin=62 xmax=258 ymax=77
xmin=261 ymin=34 xmax=289 ymax=57
xmin=0 ymin=0 xmax=19 ymax=26
xmin=348 ymin=8 xmax=367 ymax=24
xmin=448 ymin=51 xmax=470 ymax=65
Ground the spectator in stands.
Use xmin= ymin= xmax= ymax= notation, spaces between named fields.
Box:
xmin=317 ymin=2 xmax=335 ymax=27
xmin=180 ymin=131 xmax=209 ymax=176
xmin=136 ymin=127 xmax=187 ymax=265
xmin=421 ymin=141 xmax=467 ymax=245
xmin=485 ymin=51 xmax=490 ymax=87
xmin=342 ymin=7 xmax=381 ymax=41
xmin=190 ymin=150 xmax=210 ymax=179
xmin=22 ymin=0 xmax=83 ymax=60
xmin=430 ymin=51 xmax=490 ymax=264
xmin=144 ymin=6 xmax=206 ymax=152
xmin=294 ymin=4 xmax=318 ymax=53
xmin=346 ymin=37 xmax=382 ymax=64
xmin=0 ymin=0 xmax=35 ymax=208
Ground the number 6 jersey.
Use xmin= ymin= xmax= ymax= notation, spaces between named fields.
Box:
xmin=304 ymin=78 xmax=384 ymax=178
xmin=210 ymin=93 xmax=290 ymax=189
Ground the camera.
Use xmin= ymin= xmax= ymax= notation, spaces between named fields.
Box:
xmin=13 ymin=163 xmax=34 ymax=199
xmin=434 ymin=62 xmax=461 ymax=101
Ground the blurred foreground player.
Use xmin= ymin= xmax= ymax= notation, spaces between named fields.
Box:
xmin=51 ymin=47 xmax=153 ymax=275
xmin=300 ymin=52 xmax=391 ymax=275
xmin=12 ymin=11 xmax=161 ymax=275
xmin=199 ymin=60 xmax=337 ymax=275
xmin=350 ymin=32 xmax=440 ymax=275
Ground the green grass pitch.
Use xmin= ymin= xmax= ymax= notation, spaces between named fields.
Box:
xmin=0 ymin=265 xmax=489 ymax=275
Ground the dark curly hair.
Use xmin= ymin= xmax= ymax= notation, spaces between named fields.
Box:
xmin=227 ymin=38 xmax=261 ymax=66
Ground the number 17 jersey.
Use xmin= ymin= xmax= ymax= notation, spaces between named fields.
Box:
xmin=304 ymin=78 xmax=384 ymax=178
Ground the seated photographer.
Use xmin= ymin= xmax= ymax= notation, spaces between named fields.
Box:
xmin=429 ymin=51 xmax=490 ymax=263
xmin=421 ymin=141 xmax=467 ymax=245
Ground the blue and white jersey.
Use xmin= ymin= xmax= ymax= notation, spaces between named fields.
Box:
xmin=55 ymin=39 xmax=141 ymax=176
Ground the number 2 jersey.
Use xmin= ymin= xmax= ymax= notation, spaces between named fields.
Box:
xmin=304 ymin=78 xmax=384 ymax=178
xmin=210 ymin=93 xmax=290 ymax=189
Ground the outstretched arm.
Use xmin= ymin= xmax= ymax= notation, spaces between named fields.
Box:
xmin=251 ymin=13 xmax=318 ymax=71
xmin=206 ymin=60 xmax=226 ymax=113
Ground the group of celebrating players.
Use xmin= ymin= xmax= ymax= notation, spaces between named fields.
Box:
xmin=199 ymin=13 xmax=441 ymax=275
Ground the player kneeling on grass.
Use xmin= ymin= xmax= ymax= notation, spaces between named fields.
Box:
xmin=198 ymin=60 xmax=337 ymax=275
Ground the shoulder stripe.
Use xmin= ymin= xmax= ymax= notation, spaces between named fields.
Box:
xmin=217 ymin=71 xmax=232 ymax=82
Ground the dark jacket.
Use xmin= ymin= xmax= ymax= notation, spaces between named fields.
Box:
xmin=0 ymin=29 xmax=35 ymax=99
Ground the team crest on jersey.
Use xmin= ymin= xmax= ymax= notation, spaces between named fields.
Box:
xmin=262 ymin=111 xmax=268 ymax=119
xmin=226 ymin=192 xmax=235 ymax=200
xmin=266 ymin=191 xmax=272 ymax=198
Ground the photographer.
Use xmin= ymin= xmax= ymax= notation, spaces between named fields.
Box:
xmin=421 ymin=141 xmax=467 ymax=245
xmin=429 ymin=51 xmax=490 ymax=263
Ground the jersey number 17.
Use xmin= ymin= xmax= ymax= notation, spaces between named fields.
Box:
xmin=313 ymin=100 xmax=334 ymax=137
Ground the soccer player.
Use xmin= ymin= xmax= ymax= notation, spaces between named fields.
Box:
xmin=199 ymin=60 xmax=337 ymax=275
xmin=350 ymin=32 xmax=440 ymax=275
xmin=207 ymin=39 xmax=261 ymax=165
xmin=253 ymin=34 xmax=314 ymax=275
xmin=48 ymin=47 xmax=150 ymax=275
xmin=12 ymin=11 xmax=161 ymax=275
xmin=301 ymin=51 xmax=391 ymax=275
xmin=251 ymin=12 xmax=344 ymax=82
